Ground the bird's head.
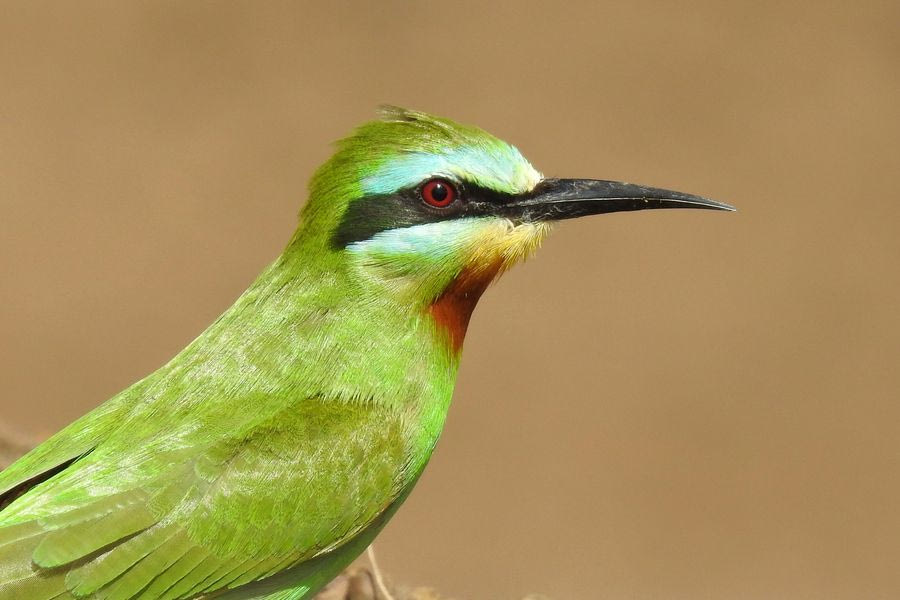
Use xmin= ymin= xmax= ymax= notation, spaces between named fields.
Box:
xmin=294 ymin=107 xmax=732 ymax=352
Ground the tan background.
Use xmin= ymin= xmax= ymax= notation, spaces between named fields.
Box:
xmin=1 ymin=1 xmax=898 ymax=598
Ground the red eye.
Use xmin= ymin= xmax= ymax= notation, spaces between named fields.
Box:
xmin=421 ymin=179 xmax=457 ymax=208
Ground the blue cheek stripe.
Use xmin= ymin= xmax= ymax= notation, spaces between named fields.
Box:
xmin=347 ymin=219 xmax=486 ymax=259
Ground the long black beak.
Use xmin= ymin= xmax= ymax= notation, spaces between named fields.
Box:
xmin=498 ymin=178 xmax=735 ymax=222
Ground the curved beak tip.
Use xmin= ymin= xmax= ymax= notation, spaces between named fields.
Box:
xmin=703 ymin=196 xmax=737 ymax=212
xmin=694 ymin=198 xmax=737 ymax=212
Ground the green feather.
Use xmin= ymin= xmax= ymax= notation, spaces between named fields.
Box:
xmin=0 ymin=519 xmax=41 ymax=549
xmin=66 ymin=525 xmax=176 ymax=596
xmin=156 ymin=555 xmax=224 ymax=600
xmin=0 ymin=531 xmax=43 ymax=589
xmin=33 ymin=505 xmax=157 ymax=568
xmin=0 ymin=107 xmax=546 ymax=598
xmin=86 ymin=535 xmax=185 ymax=600
xmin=0 ymin=572 xmax=70 ymax=600
xmin=133 ymin=546 xmax=206 ymax=599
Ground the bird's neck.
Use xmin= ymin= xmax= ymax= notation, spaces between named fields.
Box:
xmin=428 ymin=263 xmax=503 ymax=354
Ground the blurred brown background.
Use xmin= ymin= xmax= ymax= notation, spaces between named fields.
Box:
xmin=1 ymin=1 xmax=898 ymax=598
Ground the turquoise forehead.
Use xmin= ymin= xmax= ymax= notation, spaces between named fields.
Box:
xmin=354 ymin=107 xmax=542 ymax=196
xmin=362 ymin=143 xmax=541 ymax=196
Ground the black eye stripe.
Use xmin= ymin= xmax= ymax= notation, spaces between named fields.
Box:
xmin=331 ymin=182 xmax=513 ymax=248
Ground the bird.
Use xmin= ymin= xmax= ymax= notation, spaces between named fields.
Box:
xmin=0 ymin=106 xmax=733 ymax=599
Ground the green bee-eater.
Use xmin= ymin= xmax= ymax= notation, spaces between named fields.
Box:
xmin=0 ymin=107 xmax=732 ymax=599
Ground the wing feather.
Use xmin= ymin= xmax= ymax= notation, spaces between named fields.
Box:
xmin=0 ymin=396 xmax=411 ymax=599
xmin=133 ymin=546 xmax=206 ymax=600
xmin=67 ymin=524 xmax=178 ymax=596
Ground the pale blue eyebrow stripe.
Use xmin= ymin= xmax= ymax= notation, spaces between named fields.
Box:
xmin=361 ymin=147 xmax=539 ymax=196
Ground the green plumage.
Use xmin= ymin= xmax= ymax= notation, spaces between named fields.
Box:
xmin=0 ymin=106 xmax=730 ymax=599
xmin=0 ymin=108 xmax=511 ymax=599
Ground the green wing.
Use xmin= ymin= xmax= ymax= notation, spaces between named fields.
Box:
xmin=0 ymin=397 xmax=411 ymax=600
xmin=0 ymin=393 xmax=125 ymax=508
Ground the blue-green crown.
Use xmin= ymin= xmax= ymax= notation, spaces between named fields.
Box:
xmin=299 ymin=106 xmax=541 ymax=238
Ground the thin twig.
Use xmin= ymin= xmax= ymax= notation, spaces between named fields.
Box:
xmin=367 ymin=544 xmax=396 ymax=600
